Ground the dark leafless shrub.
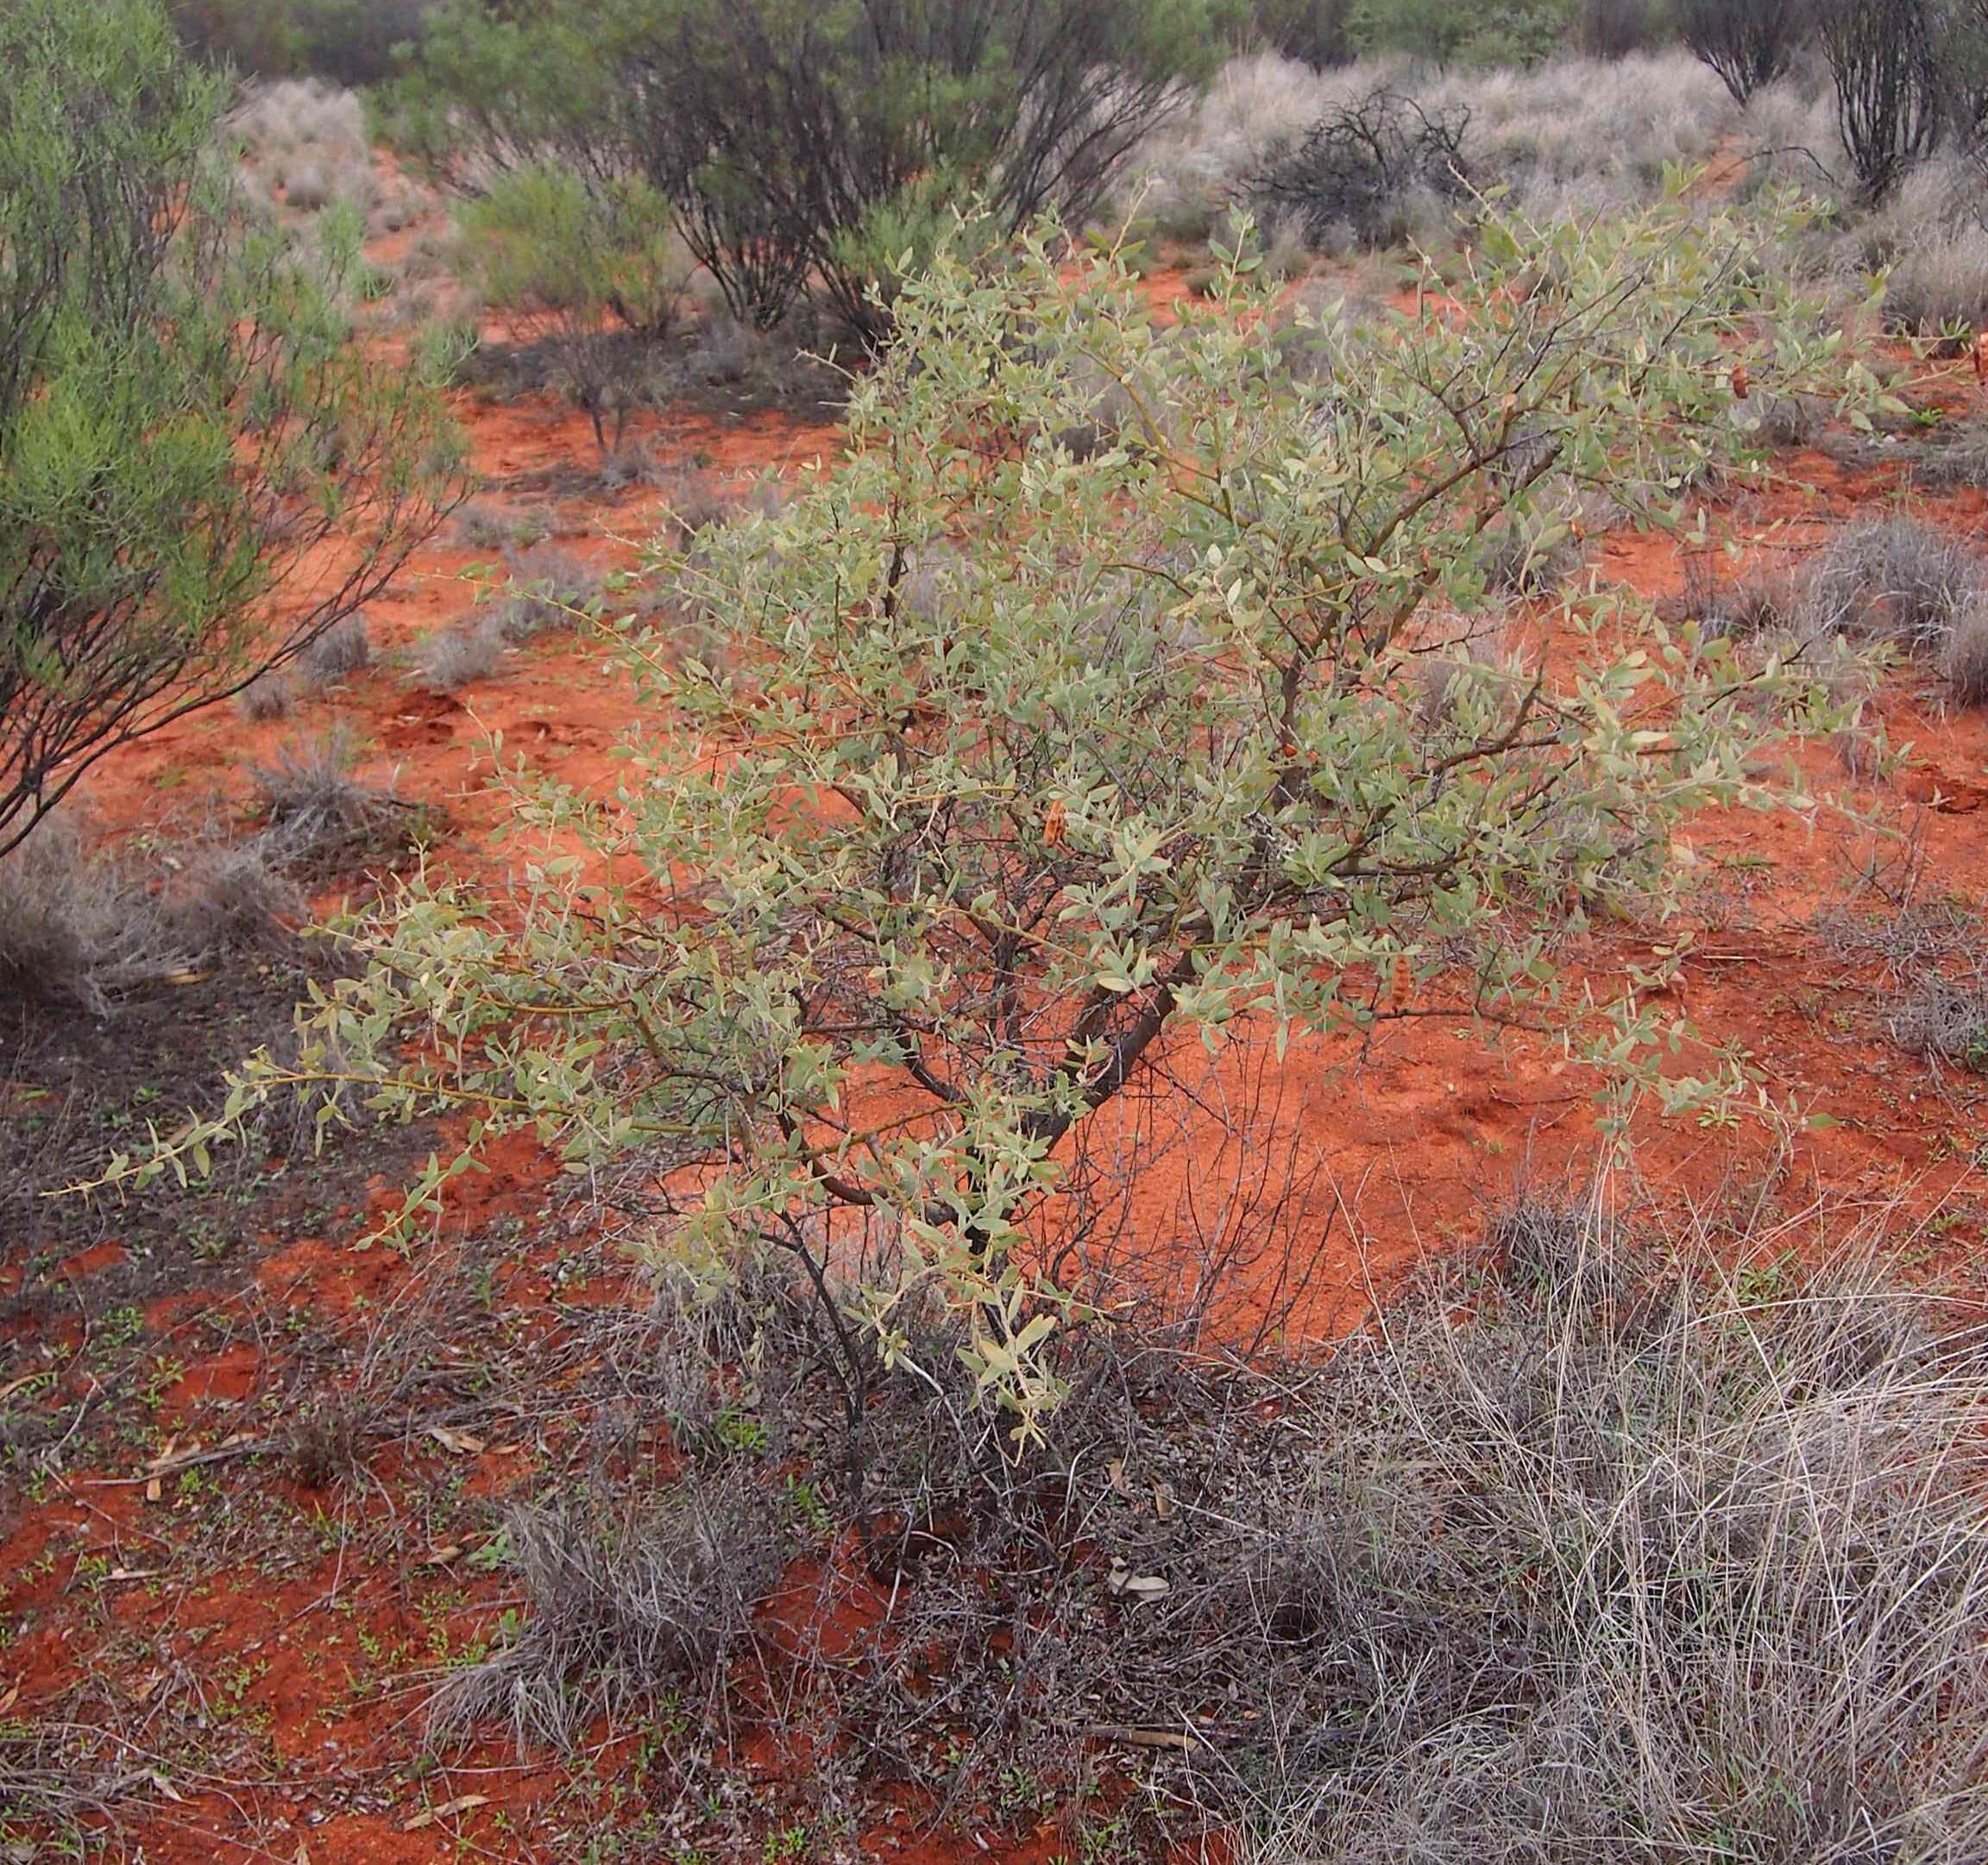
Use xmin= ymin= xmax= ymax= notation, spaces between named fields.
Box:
xmin=545 ymin=328 xmax=666 ymax=455
xmin=1818 ymin=0 xmax=1946 ymax=203
xmin=1802 ymin=512 xmax=1982 ymax=650
xmin=1817 ymin=895 xmax=1978 ymax=969
xmin=428 ymin=1473 xmax=785 ymax=1752
xmin=295 ymin=613 xmax=373 ymax=687
xmin=1580 ymin=0 xmax=1666 ymax=57
xmin=1244 ymin=90 xmax=1474 ymax=250
xmin=287 ymin=1396 xmax=372 ymax=1488
xmin=1677 ymin=0 xmax=1810 ymax=105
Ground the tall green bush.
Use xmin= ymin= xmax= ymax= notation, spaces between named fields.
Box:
xmin=458 ymin=166 xmax=694 ymax=450
xmin=393 ymin=0 xmax=1235 ymax=338
xmin=116 ymin=192 xmax=1883 ymax=1429
xmin=0 ymin=0 xmax=461 ymax=856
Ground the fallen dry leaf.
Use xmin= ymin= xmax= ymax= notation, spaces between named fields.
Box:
xmin=402 ymin=1793 xmax=492 ymax=1830
xmin=1107 ymin=1559 xmax=1171 ymax=1600
xmin=427 ymin=1426 xmax=486 ymax=1456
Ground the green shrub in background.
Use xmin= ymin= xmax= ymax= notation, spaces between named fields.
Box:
xmin=116 ymin=188 xmax=1885 ymax=1429
xmin=1254 ymin=0 xmax=1669 ymax=64
xmin=458 ymin=165 xmax=696 ymax=450
xmin=1349 ymin=0 xmax=1578 ymax=68
xmin=460 ymin=166 xmax=691 ymax=343
xmin=391 ymin=0 xmax=1236 ymax=341
xmin=0 ymin=0 xmax=462 ymax=856
xmin=169 ymin=0 xmax=437 ymax=85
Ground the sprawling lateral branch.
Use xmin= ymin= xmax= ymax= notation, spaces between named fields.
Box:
xmin=102 ymin=189 xmax=1886 ymax=1426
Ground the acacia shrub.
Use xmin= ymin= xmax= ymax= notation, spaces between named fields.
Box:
xmin=459 ymin=166 xmax=694 ymax=451
xmin=1677 ymin=0 xmax=1809 ymax=104
xmin=0 ymin=0 xmax=460 ymax=857
xmin=396 ymin=0 xmax=1229 ymax=338
xmin=125 ymin=193 xmax=1883 ymax=1428
xmin=1349 ymin=0 xmax=1576 ymax=69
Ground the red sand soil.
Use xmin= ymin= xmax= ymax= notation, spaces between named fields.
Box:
xmin=7 ymin=209 xmax=1988 ymax=1862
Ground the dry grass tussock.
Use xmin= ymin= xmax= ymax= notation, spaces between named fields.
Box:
xmin=0 ymin=813 xmax=299 ymax=1014
xmin=427 ymin=1191 xmax=1988 ymax=1862
xmin=1676 ymin=517 xmax=1988 ymax=711
xmin=1117 ymin=51 xmax=1736 ymax=247
xmin=1802 ymin=513 xmax=1984 ymax=662
xmin=1853 ymin=156 xmax=1988 ymax=337
xmin=228 ymin=78 xmax=416 ymax=230
xmin=295 ymin=613 xmax=374 ymax=688
xmin=0 ymin=730 xmax=418 ymax=1009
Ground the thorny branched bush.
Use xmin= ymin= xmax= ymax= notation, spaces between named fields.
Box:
xmin=1889 ymin=970 xmax=1988 ymax=1069
xmin=1677 ymin=0 xmax=1809 ymax=106
xmin=107 ymin=194 xmax=1886 ymax=1428
xmin=1818 ymin=0 xmax=1948 ymax=204
xmin=1244 ymin=88 xmax=1474 ymax=250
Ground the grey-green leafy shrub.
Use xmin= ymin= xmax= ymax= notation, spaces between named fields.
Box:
xmin=117 ymin=196 xmax=1883 ymax=1427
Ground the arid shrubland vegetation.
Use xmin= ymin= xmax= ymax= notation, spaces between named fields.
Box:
xmin=420 ymin=1202 xmax=1988 ymax=1861
xmin=11 ymin=3 xmax=1988 ymax=1860
xmin=114 ymin=192 xmax=1887 ymax=1423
